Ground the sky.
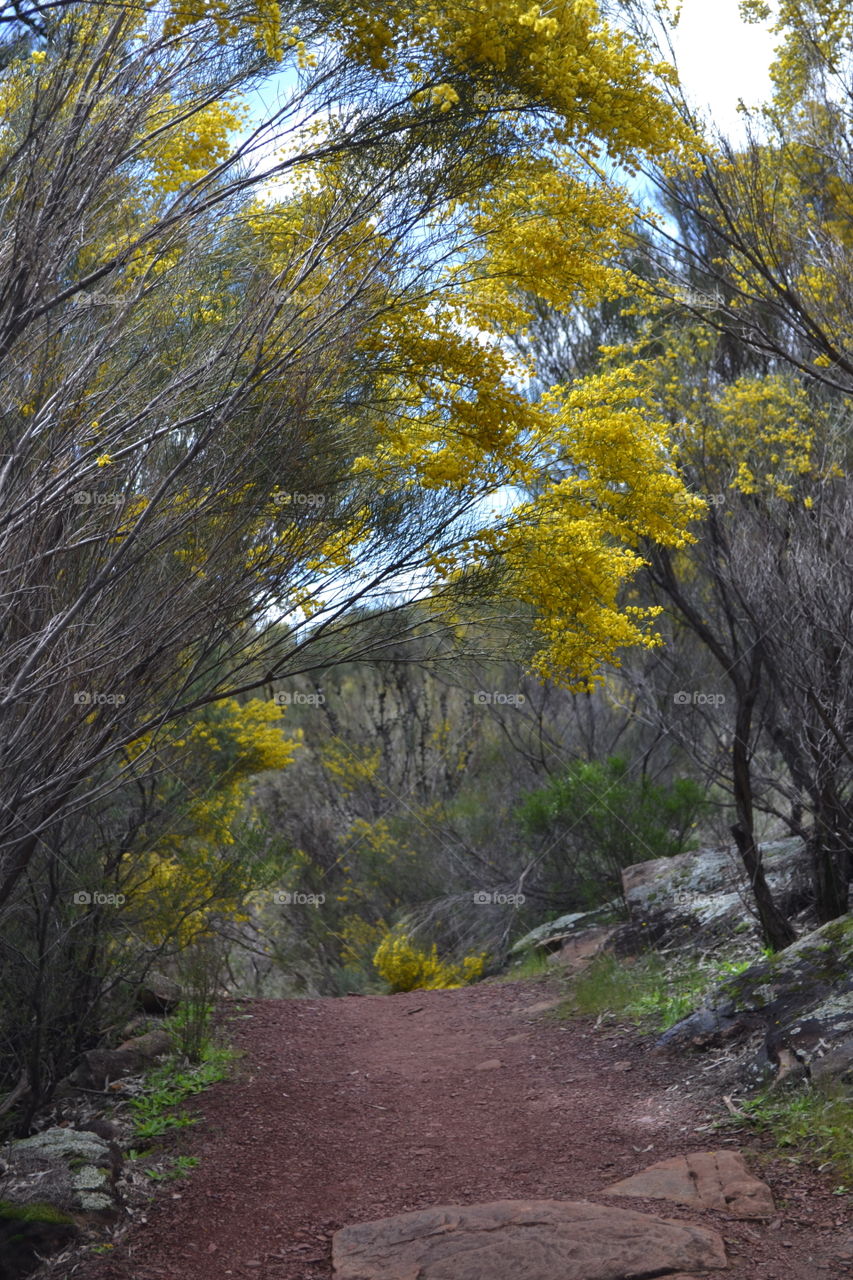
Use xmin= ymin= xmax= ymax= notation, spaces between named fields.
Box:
xmin=667 ymin=0 xmax=778 ymax=135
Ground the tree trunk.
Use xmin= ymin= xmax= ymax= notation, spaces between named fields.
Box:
xmin=731 ymin=822 xmax=797 ymax=950
xmin=730 ymin=682 xmax=796 ymax=948
xmin=730 ymin=650 xmax=796 ymax=951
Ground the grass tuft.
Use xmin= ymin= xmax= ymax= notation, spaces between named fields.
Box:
xmin=559 ymin=951 xmax=711 ymax=1032
xmin=737 ymin=1086 xmax=853 ymax=1191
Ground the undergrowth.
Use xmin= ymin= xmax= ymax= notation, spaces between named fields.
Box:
xmin=559 ymin=951 xmax=712 ymax=1032
xmin=736 ymin=1086 xmax=853 ymax=1193
xmin=501 ymin=947 xmax=552 ymax=981
xmin=129 ymin=1044 xmax=234 ymax=1142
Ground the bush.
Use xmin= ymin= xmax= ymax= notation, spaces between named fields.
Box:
xmin=516 ymin=756 xmax=706 ymax=908
xmin=373 ymin=931 xmax=486 ymax=992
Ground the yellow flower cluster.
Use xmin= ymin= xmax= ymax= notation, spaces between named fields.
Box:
xmin=321 ymin=742 xmax=382 ymax=792
xmin=164 ymin=0 xmax=283 ymax=60
xmin=332 ymin=0 xmax=686 ymax=162
xmin=373 ymin=931 xmax=487 ymax=991
xmin=146 ymin=97 xmax=246 ymax=194
xmin=126 ymin=699 xmax=299 ymax=946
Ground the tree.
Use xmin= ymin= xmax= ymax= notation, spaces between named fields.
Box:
xmin=516 ymin=755 xmax=705 ymax=909
xmin=1 ymin=0 xmax=705 ymax=1116
xmin=0 ymin=1 xmax=696 ymax=921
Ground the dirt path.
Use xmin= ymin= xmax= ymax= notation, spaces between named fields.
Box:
xmin=75 ymin=981 xmax=848 ymax=1280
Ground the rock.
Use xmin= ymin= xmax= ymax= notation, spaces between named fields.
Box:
xmin=69 ymin=1026 xmax=172 ymax=1090
xmin=770 ymin=1048 xmax=809 ymax=1090
xmin=332 ymin=1199 xmax=728 ymax=1279
xmin=810 ymin=1035 xmax=853 ymax=1091
xmin=548 ymin=924 xmax=619 ymax=970
xmin=657 ymin=917 xmax=853 ymax=1087
xmin=136 ymin=971 xmax=182 ymax=1014
xmin=116 ymin=1027 xmax=172 ymax=1060
xmin=0 ymin=1201 xmax=79 ymax=1280
xmin=655 ymin=1003 xmax=757 ymax=1053
xmin=509 ymin=904 xmax=621 ymax=956
xmin=474 ymin=1059 xmax=502 ymax=1071
xmin=0 ymin=1127 xmax=120 ymax=1216
xmin=519 ymin=999 xmax=562 ymax=1016
xmin=621 ymin=838 xmax=810 ymax=941
xmin=603 ymin=1150 xmax=775 ymax=1219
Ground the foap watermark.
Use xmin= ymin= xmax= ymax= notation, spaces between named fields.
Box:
xmin=272 ymin=491 xmax=326 ymax=508
xmin=272 ymin=690 xmax=325 ymax=707
xmin=473 ymin=890 xmax=526 ymax=906
xmin=473 ymin=691 xmax=526 ymax=707
xmin=675 ymin=490 xmax=726 ymax=509
xmin=74 ymin=690 xmax=126 ymax=706
xmin=74 ymin=292 xmax=125 ymax=309
xmin=72 ymin=890 xmax=126 ymax=907
xmin=274 ymin=890 xmax=325 ymax=907
xmin=72 ymin=491 xmax=123 ymax=506
xmin=673 ymin=691 xmax=726 ymax=707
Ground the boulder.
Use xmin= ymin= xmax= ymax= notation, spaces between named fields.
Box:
xmin=621 ymin=838 xmax=810 ymax=942
xmin=603 ymin=1150 xmax=775 ymax=1219
xmin=810 ymin=1035 xmax=853 ymax=1091
xmin=547 ymin=924 xmax=620 ymax=970
xmin=136 ymin=971 xmax=182 ymax=1014
xmin=332 ymin=1199 xmax=728 ymax=1279
xmin=69 ymin=1026 xmax=172 ymax=1090
xmin=509 ymin=904 xmax=621 ymax=956
xmin=0 ymin=1127 xmax=120 ymax=1216
xmin=657 ymin=916 xmax=853 ymax=1087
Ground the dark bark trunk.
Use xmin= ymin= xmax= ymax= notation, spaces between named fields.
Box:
xmin=731 ymin=821 xmax=797 ymax=950
xmin=730 ymin=651 xmax=797 ymax=951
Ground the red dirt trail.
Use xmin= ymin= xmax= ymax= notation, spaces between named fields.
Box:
xmin=73 ymin=980 xmax=851 ymax=1280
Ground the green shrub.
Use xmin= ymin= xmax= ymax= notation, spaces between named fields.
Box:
xmin=516 ymin=756 xmax=706 ymax=908
xmin=738 ymin=1086 xmax=853 ymax=1190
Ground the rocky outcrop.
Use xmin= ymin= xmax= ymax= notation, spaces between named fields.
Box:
xmin=603 ymin=1150 xmax=775 ymax=1219
xmin=621 ymin=838 xmax=810 ymax=944
xmin=0 ymin=1201 xmax=78 ymax=1280
xmin=509 ymin=905 xmax=621 ymax=956
xmin=136 ymin=972 xmax=182 ymax=1014
xmin=657 ymin=916 xmax=853 ymax=1087
xmin=332 ymin=1199 xmax=728 ymax=1279
xmin=0 ymin=1127 xmax=121 ymax=1216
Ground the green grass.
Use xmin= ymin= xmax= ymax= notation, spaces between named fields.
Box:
xmin=144 ymin=1155 xmax=200 ymax=1181
xmin=737 ymin=1086 xmax=853 ymax=1192
xmin=500 ymin=947 xmax=552 ymax=981
xmin=558 ymin=951 xmax=712 ymax=1032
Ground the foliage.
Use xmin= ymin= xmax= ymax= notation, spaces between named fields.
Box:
xmin=0 ymin=0 xmax=710 ymax=1115
xmin=144 ymin=1155 xmax=200 ymax=1182
xmin=0 ymin=691 xmax=295 ymax=1123
xmin=125 ymin=699 xmax=299 ymax=947
xmin=373 ymin=931 xmax=487 ymax=992
xmin=516 ymin=756 xmax=706 ymax=907
xmin=129 ymin=1047 xmax=234 ymax=1144
xmin=561 ymin=951 xmax=714 ymax=1032
xmin=737 ymin=1085 xmax=853 ymax=1192
xmin=502 ymin=947 xmax=552 ymax=981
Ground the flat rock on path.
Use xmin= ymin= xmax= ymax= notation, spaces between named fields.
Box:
xmin=603 ymin=1150 xmax=776 ymax=1219
xmin=71 ymin=982 xmax=845 ymax=1280
xmin=331 ymin=1199 xmax=728 ymax=1279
